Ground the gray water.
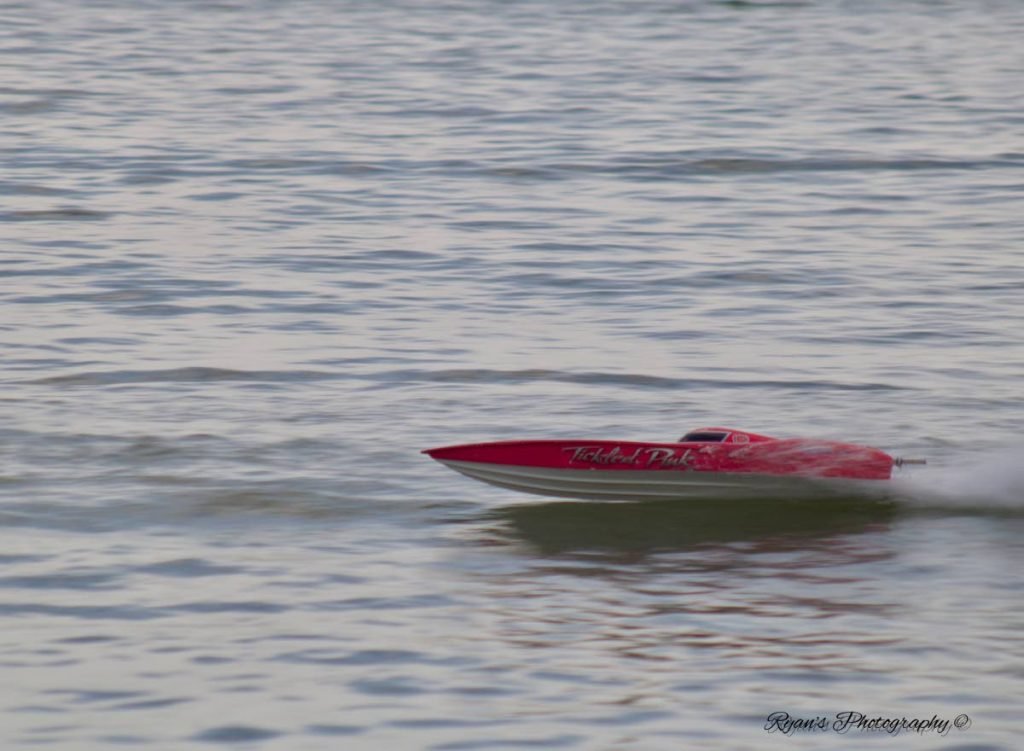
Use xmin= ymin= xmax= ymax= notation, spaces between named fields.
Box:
xmin=2 ymin=1 xmax=1023 ymax=748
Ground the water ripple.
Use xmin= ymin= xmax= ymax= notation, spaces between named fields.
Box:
xmin=26 ymin=367 xmax=337 ymax=386
xmin=389 ymin=368 xmax=909 ymax=392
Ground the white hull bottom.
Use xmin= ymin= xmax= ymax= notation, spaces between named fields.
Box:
xmin=438 ymin=460 xmax=884 ymax=502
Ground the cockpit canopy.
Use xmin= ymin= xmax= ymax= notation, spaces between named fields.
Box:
xmin=678 ymin=427 xmax=776 ymax=444
xmin=679 ymin=430 xmax=729 ymax=442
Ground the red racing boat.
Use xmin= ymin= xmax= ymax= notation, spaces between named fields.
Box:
xmin=423 ymin=427 xmax=924 ymax=501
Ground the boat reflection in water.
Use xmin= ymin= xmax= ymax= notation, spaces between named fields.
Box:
xmin=485 ymin=494 xmax=898 ymax=558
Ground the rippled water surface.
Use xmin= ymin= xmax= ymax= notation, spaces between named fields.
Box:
xmin=2 ymin=1 xmax=1023 ymax=748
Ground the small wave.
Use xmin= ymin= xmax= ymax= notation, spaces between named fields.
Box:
xmin=717 ymin=0 xmax=813 ymax=7
xmin=31 ymin=366 xmax=903 ymax=392
xmin=95 ymin=152 xmax=1020 ymax=185
xmin=133 ymin=558 xmax=244 ymax=578
xmin=0 ymin=181 xmax=73 ymax=197
xmin=3 ymin=208 xmax=112 ymax=222
xmin=192 ymin=726 xmax=282 ymax=743
xmin=26 ymin=367 xmax=338 ymax=386
xmin=659 ymin=154 xmax=969 ymax=177
xmin=527 ymin=153 xmax=1022 ymax=182
xmin=224 ymin=157 xmax=395 ymax=175
xmin=390 ymin=368 xmax=909 ymax=392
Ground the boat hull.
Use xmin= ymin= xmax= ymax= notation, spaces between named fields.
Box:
xmin=423 ymin=431 xmax=896 ymax=501
xmin=434 ymin=459 xmax=884 ymax=502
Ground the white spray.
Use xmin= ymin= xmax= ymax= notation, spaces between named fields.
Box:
xmin=890 ymin=448 xmax=1024 ymax=509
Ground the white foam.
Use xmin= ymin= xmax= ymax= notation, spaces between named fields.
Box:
xmin=890 ymin=449 xmax=1024 ymax=509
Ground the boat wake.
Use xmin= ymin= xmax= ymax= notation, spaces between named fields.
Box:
xmin=891 ymin=449 xmax=1024 ymax=511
